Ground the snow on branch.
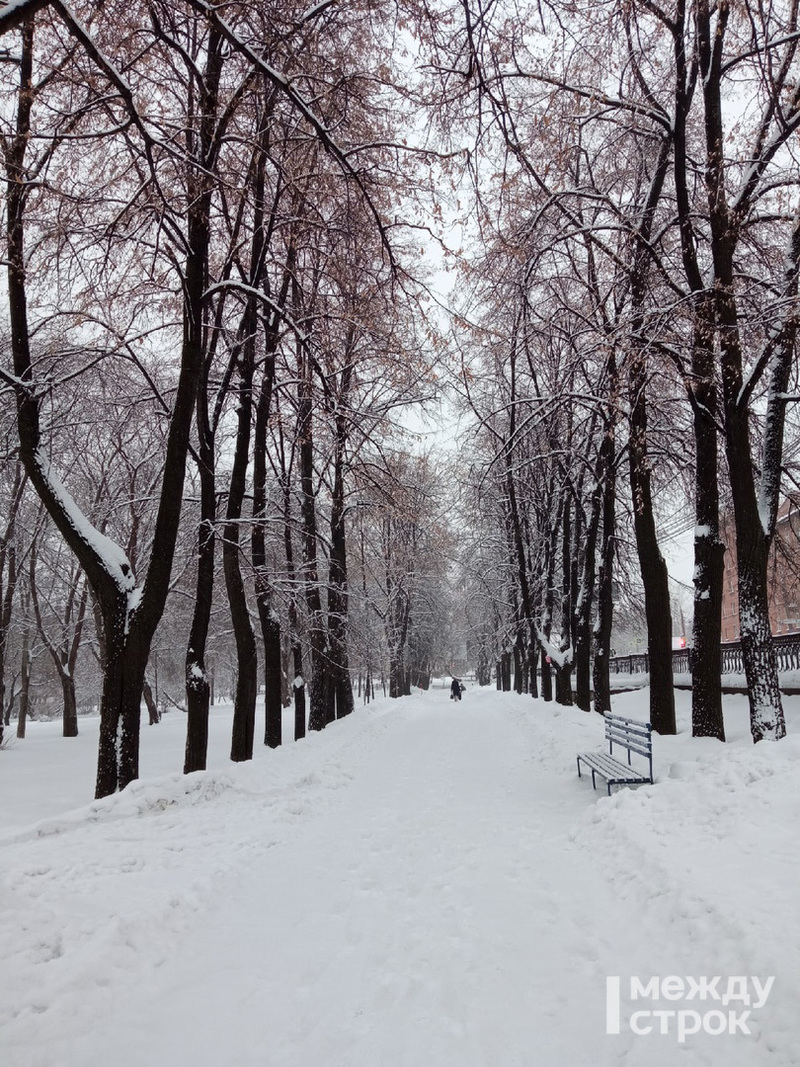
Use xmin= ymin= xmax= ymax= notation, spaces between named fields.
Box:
xmin=535 ymin=626 xmax=573 ymax=669
xmin=297 ymin=0 xmax=339 ymax=26
xmin=203 ymin=280 xmax=308 ymax=342
xmin=33 ymin=449 xmax=136 ymax=596
xmin=0 ymin=0 xmax=51 ymax=34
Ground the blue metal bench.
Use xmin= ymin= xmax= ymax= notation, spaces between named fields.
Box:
xmin=576 ymin=713 xmax=653 ymax=796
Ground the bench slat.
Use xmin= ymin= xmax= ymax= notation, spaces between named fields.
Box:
xmin=606 ymin=726 xmax=651 ymax=747
xmin=606 ymin=724 xmax=651 ymax=744
xmin=577 ymin=713 xmax=654 ymax=795
xmin=577 ymin=752 xmax=649 ymax=782
xmin=605 ymin=717 xmax=652 ymax=734
xmin=607 ymin=739 xmax=651 ymax=759
xmin=606 ymin=721 xmax=650 ymax=738
xmin=605 ymin=718 xmax=650 ymax=736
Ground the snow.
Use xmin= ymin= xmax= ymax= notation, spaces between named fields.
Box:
xmin=0 ymin=0 xmax=41 ymax=27
xmin=535 ymin=625 xmax=573 ymax=668
xmin=675 ymin=670 xmax=800 ymax=691
xmin=1 ymin=686 xmax=799 ymax=1066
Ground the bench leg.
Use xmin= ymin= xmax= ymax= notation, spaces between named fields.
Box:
xmin=576 ymin=757 xmax=583 ymax=779
xmin=591 ymin=769 xmax=597 ymax=790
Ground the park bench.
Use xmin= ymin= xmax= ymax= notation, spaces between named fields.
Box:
xmin=576 ymin=713 xmax=653 ymax=796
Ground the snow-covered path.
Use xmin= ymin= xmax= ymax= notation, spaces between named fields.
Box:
xmin=2 ymin=687 xmax=799 ymax=1066
xmin=105 ymin=698 xmax=611 ymax=1067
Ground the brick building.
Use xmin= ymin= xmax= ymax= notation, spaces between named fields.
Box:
xmin=721 ymin=501 xmax=800 ymax=642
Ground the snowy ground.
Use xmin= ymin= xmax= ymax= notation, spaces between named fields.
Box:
xmin=2 ymin=686 xmax=799 ymax=1066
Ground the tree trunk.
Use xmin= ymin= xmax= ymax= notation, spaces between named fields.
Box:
xmin=574 ymin=481 xmax=601 ymax=713
xmin=253 ymin=360 xmax=283 ymax=750
xmin=62 ymin=672 xmax=79 ymax=737
xmin=183 ymin=313 xmax=222 ymax=775
xmin=503 ymin=341 xmax=541 ymax=706
xmin=501 ymin=651 xmax=512 ymax=691
xmin=539 ymin=504 xmax=558 ymax=704
xmin=249 ymin=148 xmax=286 ymax=751
xmin=142 ymin=676 xmax=160 ymax=725
xmin=697 ymin=0 xmax=784 ymax=742
xmin=0 ymin=463 xmax=24 ymax=748
xmin=327 ymin=423 xmax=354 ymax=720
xmin=259 ymin=602 xmax=283 ymax=749
xmin=555 ymin=495 xmax=574 ymax=707
xmin=282 ymin=479 xmax=306 ymax=741
xmin=513 ymin=625 xmax=525 ymax=694
xmin=389 ymin=647 xmax=406 ymax=698
xmin=712 ymin=263 xmax=784 ymax=743
xmin=184 ymin=456 xmax=214 ymax=773
xmin=672 ymin=23 xmax=726 ymax=742
xmin=0 ymin=542 xmax=18 ymax=746
xmin=293 ymin=666 xmax=307 ymax=741
xmin=628 ymin=358 xmax=676 ymax=735
xmin=528 ymin=643 xmax=539 ymax=698
xmin=726 ymin=402 xmax=784 ymax=741
xmin=297 ymin=344 xmax=330 ymax=731
xmin=593 ymin=425 xmax=616 ymax=716
xmin=386 ymin=563 xmax=411 ymax=700
xmin=29 ymin=541 xmax=89 ymax=739
xmin=94 ymin=597 xmax=150 ymax=796
xmin=16 ymin=620 xmax=30 ymax=740
xmin=4 ymin=674 xmax=19 ymax=727
xmin=226 ymin=352 xmax=258 ymax=763
xmin=627 ymin=143 xmax=676 ymax=736
xmin=690 ymin=316 xmax=726 ymax=740
xmin=540 ymin=648 xmax=552 ymax=702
